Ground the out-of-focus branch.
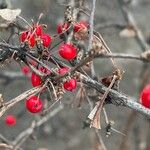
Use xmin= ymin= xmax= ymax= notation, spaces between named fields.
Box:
xmin=118 ymin=0 xmax=149 ymax=51
xmin=0 ymin=71 xmax=25 ymax=80
xmin=95 ymin=22 xmax=126 ymax=30
xmin=87 ymin=0 xmax=96 ymax=51
xmin=0 ymin=104 xmax=63 ymax=150
xmin=0 ymin=143 xmax=13 ymax=150
xmin=87 ymin=0 xmax=97 ymax=77
xmin=0 ymin=22 xmax=27 ymax=31
xmin=119 ymin=111 xmax=137 ymax=150
xmin=95 ymin=52 xmax=150 ymax=62
xmin=12 ymin=104 xmax=64 ymax=150
xmin=94 ymin=129 xmax=107 ymax=150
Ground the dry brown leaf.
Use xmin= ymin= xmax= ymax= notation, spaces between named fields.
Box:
xmin=101 ymin=75 xmax=114 ymax=87
xmin=119 ymin=27 xmax=136 ymax=38
xmin=141 ymin=50 xmax=150 ymax=61
xmin=0 ymin=9 xmax=21 ymax=22
xmin=91 ymin=111 xmax=101 ymax=129
xmin=88 ymin=103 xmax=101 ymax=129
xmin=88 ymin=104 xmax=98 ymax=120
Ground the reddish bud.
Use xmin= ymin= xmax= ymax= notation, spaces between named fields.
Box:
xmin=74 ymin=21 xmax=88 ymax=33
xmin=28 ymin=33 xmax=35 ymax=47
xmin=35 ymin=24 xmax=43 ymax=36
xmin=57 ymin=23 xmax=69 ymax=34
xmin=58 ymin=67 xmax=70 ymax=75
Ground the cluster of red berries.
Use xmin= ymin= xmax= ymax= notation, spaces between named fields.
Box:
xmin=57 ymin=20 xmax=88 ymax=34
xmin=57 ymin=21 xmax=88 ymax=60
xmin=20 ymin=24 xmax=52 ymax=48
xmin=18 ymin=21 xmax=89 ymax=114
xmin=58 ymin=67 xmax=77 ymax=91
xmin=5 ymin=18 xmax=150 ymax=127
xmin=140 ymin=84 xmax=150 ymax=109
xmin=21 ymin=66 xmax=77 ymax=113
xmin=24 ymin=67 xmax=77 ymax=113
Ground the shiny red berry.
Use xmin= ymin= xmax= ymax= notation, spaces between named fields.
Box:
xmin=140 ymin=84 xmax=150 ymax=109
xmin=58 ymin=67 xmax=70 ymax=75
xmin=20 ymin=31 xmax=28 ymax=42
xmin=35 ymin=25 xmax=43 ymax=36
xmin=41 ymin=34 xmax=52 ymax=47
xmin=26 ymin=96 xmax=43 ymax=113
xmin=63 ymin=78 xmax=77 ymax=91
xmin=5 ymin=115 xmax=16 ymax=126
xmin=57 ymin=23 xmax=69 ymax=34
xmin=28 ymin=33 xmax=35 ymax=47
xmin=74 ymin=21 xmax=88 ymax=33
xmin=21 ymin=66 xmax=30 ymax=75
xmin=31 ymin=72 xmax=42 ymax=87
xmin=59 ymin=43 xmax=77 ymax=60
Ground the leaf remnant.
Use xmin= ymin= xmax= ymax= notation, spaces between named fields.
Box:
xmin=0 ymin=9 xmax=21 ymax=22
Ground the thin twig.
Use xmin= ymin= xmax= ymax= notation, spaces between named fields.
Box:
xmin=13 ymin=104 xmax=64 ymax=149
xmin=87 ymin=0 xmax=97 ymax=51
xmin=0 ymin=83 xmax=47 ymax=117
xmin=94 ymin=129 xmax=107 ymax=150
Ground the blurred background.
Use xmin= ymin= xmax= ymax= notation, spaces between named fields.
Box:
xmin=0 ymin=0 xmax=150 ymax=150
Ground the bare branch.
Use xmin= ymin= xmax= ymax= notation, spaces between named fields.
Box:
xmin=95 ymin=52 xmax=150 ymax=62
xmin=95 ymin=22 xmax=126 ymax=30
xmin=118 ymin=0 xmax=149 ymax=51
xmin=81 ymin=74 xmax=150 ymax=118
xmin=87 ymin=0 xmax=97 ymax=51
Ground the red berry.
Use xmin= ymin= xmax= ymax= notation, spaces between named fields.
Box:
xmin=31 ymin=72 xmax=42 ymax=87
xmin=74 ymin=21 xmax=88 ymax=33
xmin=63 ymin=78 xmax=77 ymax=91
xmin=5 ymin=115 xmax=16 ymax=126
xmin=20 ymin=31 xmax=28 ymax=42
xmin=28 ymin=33 xmax=35 ymax=47
xmin=40 ymin=67 xmax=46 ymax=73
xmin=21 ymin=66 xmax=30 ymax=75
xmin=39 ymin=67 xmax=51 ymax=75
xmin=58 ymin=67 xmax=70 ymax=75
xmin=59 ymin=43 xmax=77 ymax=60
xmin=57 ymin=23 xmax=69 ymax=34
xmin=35 ymin=24 xmax=43 ymax=36
xmin=140 ymin=84 xmax=150 ymax=109
xmin=26 ymin=96 xmax=43 ymax=113
xmin=41 ymin=34 xmax=52 ymax=47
